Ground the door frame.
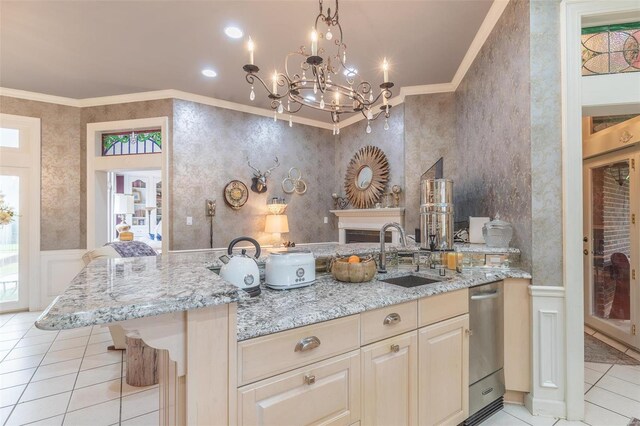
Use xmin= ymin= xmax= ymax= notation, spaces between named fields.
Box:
xmin=0 ymin=113 xmax=41 ymax=311
xmin=86 ymin=117 xmax=170 ymax=252
xmin=583 ymin=147 xmax=639 ymax=348
xmin=562 ymin=0 xmax=640 ymax=419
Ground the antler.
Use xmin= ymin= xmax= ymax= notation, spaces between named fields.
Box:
xmin=247 ymin=159 xmax=262 ymax=177
xmin=264 ymin=157 xmax=280 ymax=177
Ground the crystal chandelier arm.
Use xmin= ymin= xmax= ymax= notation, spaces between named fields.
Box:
xmin=245 ymin=72 xmax=291 ymax=100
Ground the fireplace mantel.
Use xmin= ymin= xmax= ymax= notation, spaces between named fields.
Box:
xmin=330 ymin=208 xmax=405 ymax=244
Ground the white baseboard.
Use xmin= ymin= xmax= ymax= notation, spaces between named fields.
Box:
xmin=528 ymin=285 xmax=566 ymax=418
xmin=38 ymin=249 xmax=85 ymax=310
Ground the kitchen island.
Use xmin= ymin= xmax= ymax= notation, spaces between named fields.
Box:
xmin=36 ymin=246 xmax=531 ymax=425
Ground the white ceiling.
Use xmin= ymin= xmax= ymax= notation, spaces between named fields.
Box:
xmin=0 ymin=1 xmax=493 ymax=121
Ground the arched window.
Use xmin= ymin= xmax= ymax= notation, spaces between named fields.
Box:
xmin=582 ymin=22 xmax=640 ymax=76
xmin=102 ymin=129 xmax=161 ymax=156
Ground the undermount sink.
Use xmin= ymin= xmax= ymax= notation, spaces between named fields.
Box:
xmin=381 ymin=275 xmax=442 ymax=288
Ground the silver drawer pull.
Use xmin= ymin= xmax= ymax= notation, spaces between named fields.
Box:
xmin=383 ymin=313 xmax=401 ymax=325
xmin=470 ymin=290 xmax=499 ymax=300
xmin=390 ymin=344 xmax=400 ymax=353
xmin=295 ymin=336 xmax=321 ymax=352
xmin=304 ymin=374 xmax=316 ymax=385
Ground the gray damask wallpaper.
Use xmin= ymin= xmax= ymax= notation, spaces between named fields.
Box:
xmin=455 ymin=0 xmax=532 ymax=268
xmin=0 ymin=96 xmax=82 ymax=251
xmin=171 ymin=99 xmax=336 ymax=250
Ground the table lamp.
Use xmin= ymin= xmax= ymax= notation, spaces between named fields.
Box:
xmin=114 ymin=194 xmax=134 ymax=240
xmin=265 ymin=214 xmax=289 ymax=247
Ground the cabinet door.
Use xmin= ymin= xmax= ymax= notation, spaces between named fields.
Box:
xmin=362 ymin=331 xmax=417 ymax=426
xmin=238 ymin=351 xmax=360 ymax=426
xmin=418 ymin=314 xmax=469 ymax=426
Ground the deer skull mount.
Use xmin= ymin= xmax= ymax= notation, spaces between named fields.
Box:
xmin=247 ymin=157 xmax=280 ymax=193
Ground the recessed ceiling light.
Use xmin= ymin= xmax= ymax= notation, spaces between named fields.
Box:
xmin=224 ymin=26 xmax=244 ymax=39
xmin=202 ymin=69 xmax=218 ymax=78
xmin=343 ymin=67 xmax=358 ymax=76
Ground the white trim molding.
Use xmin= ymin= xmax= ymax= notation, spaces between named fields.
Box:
xmin=39 ymin=249 xmax=85 ymax=310
xmin=525 ymin=285 xmax=566 ymax=419
xmin=0 ymin=0 xmax=510 ymax=132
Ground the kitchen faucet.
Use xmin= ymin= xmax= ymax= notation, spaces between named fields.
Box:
xmin=378 ymin=222 xmax=407 ymax=273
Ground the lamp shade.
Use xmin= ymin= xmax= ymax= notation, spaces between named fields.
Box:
xmin=114 ymin=194 xmax=134 ymax=215
xmin=265 ymin=214 xmax=289 ymax=234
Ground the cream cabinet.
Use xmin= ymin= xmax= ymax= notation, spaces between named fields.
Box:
xmin=361 ymin=331 xmax=418 ymax=426
xmin=237 ymin=351 xmax=361 ymax=425
xmin=418 ymin=314 xmax=470 ymax=426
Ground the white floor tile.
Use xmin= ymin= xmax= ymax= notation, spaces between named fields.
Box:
xmin=23 ymin=328 xmax=56 ymax=338
xmin=481 ymin=410 xmax=529 ymax=426
xmin=121 ymin=410 xmax=159 ymax=425
xmin=502 ymin=403 xmax=557 ymax=426
xmin=80 ymin=351 xmax=122 ymax=371
xmin=584 ymin=362 xmax=612 ymax=374
xmin=0 ymin=340 xmax=19 ymax=351
xmin=32 ymin=358 xmax=82 ymax=382
xmin=67 ymin=378 xmax=122 ymax=412
xmin=91 ymin=326 xmax=111 ymax=335
xmin=29 ymin=414 xmax=64 ymax=425
xmin=0 ymin=330 xmax=29 ymax=342
xmin=596 ymin=374 xmax=640 ymax=403
xmin=0 ymin=384 xmax=26 ymax=408
xmin=84 ymin=342 xmax=112 ymax=357
xmin=608 ymin=364 xmax=640 ymax=386
xmin=121 ymin=388 xmax=159 ymax=421
xmin=88 ymin=332 xmax=113 ymax=346
xmin=0 ymin=353 xmax=44 ymax=374
xmin=76 ymin=363 xmax=122 ymax=389
xmin=121 ymin=380 xmax=157 ymax=397
xmin=56 ymin=328 xmax=91 ymax=341
xmin=585 ymin=386 xmax=640 ymax=419
xmin=584 ymin=401 xmax=630 ymax=426
xmin=49 ymin=336 xmax=89 ymax=353
xmin=41 ymin=346 xmax=85 ymax=366
xmin=21 ymin=373 xmax=77 ymax=402
xmin=593 ymin=333 xmax=629 ymax=353
xmin=0 ymin=368 xmax=35 ymax=389
xmin=585 ymin=382 xmax=592 ymax=394
xmin=63 ymin=398 xmax=120 ymax=426
xmin=0 ymin=350 xmax=8 ymax=362
xmin=0 ymin=405 xmax=13 ymax=425
xmin=5 ymin=391 xmax=71 ymax=426
xmin=13 ymin=333 xmax=56 ymax=348
xmin=584 ymin=367 xmax=607 ymax=385
xmin=4 ymin=342 xmax=51 ymax=361
xmin=0 ymin=323 xmax=34 ymax=333
xmin=554 ymin=419 xmax=588 ymax=425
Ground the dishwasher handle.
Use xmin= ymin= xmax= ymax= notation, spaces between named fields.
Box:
xmin=470 ymin=290 xmax=500 ymax=300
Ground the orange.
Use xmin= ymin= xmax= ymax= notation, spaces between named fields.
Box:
xmin=348 ymin=255 xmax=361 ymax=263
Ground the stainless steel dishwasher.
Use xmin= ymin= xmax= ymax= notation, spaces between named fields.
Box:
xmin=466 ymin=281 xmax=505 ymax=425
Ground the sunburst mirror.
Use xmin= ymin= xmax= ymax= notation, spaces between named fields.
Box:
xmin=344 ymin=145 xmax=390 ymax=208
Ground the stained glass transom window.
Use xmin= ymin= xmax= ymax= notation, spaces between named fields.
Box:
xmin=102 ymin=129 xmax=161 ymax=156
xmin=582 ymin=22 xmax=640 ymax=76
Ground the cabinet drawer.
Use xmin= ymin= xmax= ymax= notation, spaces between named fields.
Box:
xmin=360 ymin=301 xmax=417 ymax=345
xmin=238 ymin=315 xmax=360 ymax=386
xmin=418 ymin=289 xmax=468 ymax=327
xmin=238 ymin=350 xmax=361 ymax=426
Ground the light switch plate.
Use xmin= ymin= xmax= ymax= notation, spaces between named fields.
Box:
xmin=186 ymin=216 xmax=193 ymax=225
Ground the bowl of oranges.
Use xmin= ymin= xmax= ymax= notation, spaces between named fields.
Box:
xmin=331 ymin=255 xmax=377 ymax=283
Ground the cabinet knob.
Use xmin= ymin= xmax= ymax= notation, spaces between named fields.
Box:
xmin=304 ymin=374 xmax=316 ymax=385
xmin=583 ymin=249 xmax=589 ymax=256
xmin=465 ymin=329 xmax=473 ymax=336
xmin=383 ymin=313 xmax=401 ymax=325
xmin=390 ymin=344 xmax=400 ymax=353
xmin=295 ymin=336 xmax=321 ymax=352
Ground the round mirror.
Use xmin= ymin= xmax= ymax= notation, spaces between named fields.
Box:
xmin=356 ymin=166 xmax=373 ymax=189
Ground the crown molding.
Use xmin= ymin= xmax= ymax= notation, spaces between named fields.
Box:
xmin=451 ymin=0 xmax=510 ymax=90
xmin=0 ymin=0 xmax=508 ymax=133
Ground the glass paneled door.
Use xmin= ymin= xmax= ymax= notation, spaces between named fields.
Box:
xmin=584 ymin=150 xmax=640 ymax=349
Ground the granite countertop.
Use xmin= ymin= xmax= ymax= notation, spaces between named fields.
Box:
xmin=236 ymin=267 xmax=531 ymax=341
xmin=35 ymin=252 xmax=241 ymax=330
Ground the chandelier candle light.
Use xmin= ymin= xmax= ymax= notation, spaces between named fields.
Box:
xmin=242 ymin=0 xmax=394 ymax=135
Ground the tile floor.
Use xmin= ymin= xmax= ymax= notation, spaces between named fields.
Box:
xmin=0 ymin=311 xmax=159 ymax=425
xmin=484 ymin=325 xmax=640 ymax=426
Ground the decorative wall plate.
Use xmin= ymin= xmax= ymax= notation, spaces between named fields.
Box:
xmin=344 ymin=145 xmax=390 ymax=209
xmin=223 ymin=180 xmax=249 ymax=210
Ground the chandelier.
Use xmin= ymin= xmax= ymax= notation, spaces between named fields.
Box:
xmin=242 ymin=0 xmax=394 ymax=135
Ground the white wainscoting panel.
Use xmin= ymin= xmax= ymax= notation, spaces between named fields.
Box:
xmin=526 ymin=285 xmax=566 ymax=418
xmin=39 ymin=250 xmax=86 ymax=310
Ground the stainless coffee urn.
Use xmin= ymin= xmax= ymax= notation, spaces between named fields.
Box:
xmin=420 ymin=178 xmax=454 ymax=251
